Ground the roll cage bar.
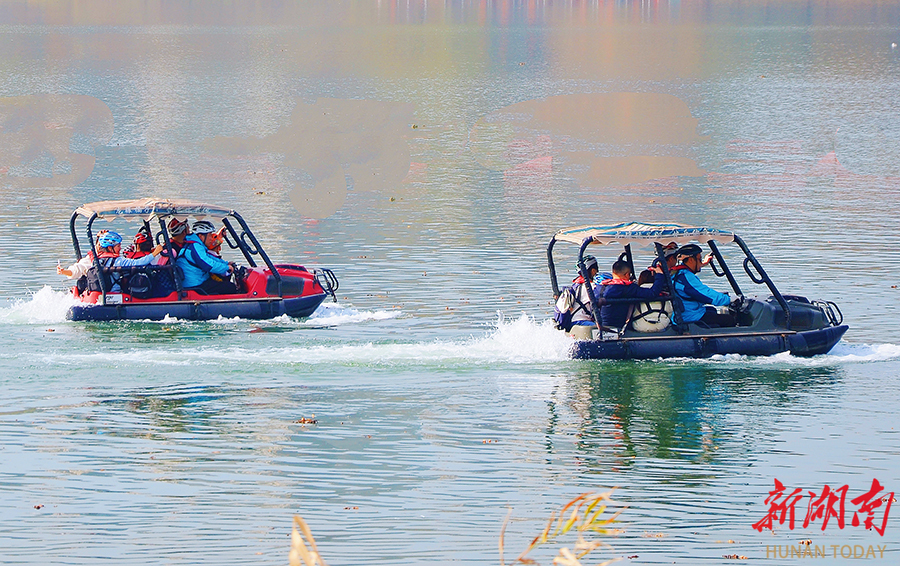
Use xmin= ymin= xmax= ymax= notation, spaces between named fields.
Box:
xmin=69 ymin=209 xmax=285 ymax=305
xmin=547 ymin=234 xmax=793 ymax=332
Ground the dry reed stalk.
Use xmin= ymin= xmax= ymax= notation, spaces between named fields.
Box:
xmin=289 ymin=515 xmax=328 ymax=566
xmin=500 ymin=490 xmax=624 ymax=566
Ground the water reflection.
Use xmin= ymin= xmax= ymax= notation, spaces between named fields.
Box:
xmin=71 ymin=321 xmax=246 ymax=346
xmin=5 ymin=1 xmax=897 ymax=27
xmin=109 ymin=384 xmax=230 ymax=436
xmin=0 ymin=95 xmax=112 ymax=189
xmin=546 ymin=363 xmax=843 ymax=468
xmin=203 ymin=98 xmax=415 ymax=220
xmin=3 ymin=2 xmax=900 ymax=564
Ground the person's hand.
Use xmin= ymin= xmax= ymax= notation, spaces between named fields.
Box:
xmin=652 ymin=264 xmax=664 ymax=274
xmin=702 ymin=253 xmax=715 ymax=266
xmin=56 ymin=264 xmax=65 ymax=275
xmin=730 ymin=295 xmax=746 ymax=311
xmin=151 ymin=244 xmax=165 ymax=256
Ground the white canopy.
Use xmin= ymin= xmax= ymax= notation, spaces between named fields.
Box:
xmin=553 ymin=222 xmax=736 ymax=247
xmin=75 ymin=198 xmax=234 ymax=221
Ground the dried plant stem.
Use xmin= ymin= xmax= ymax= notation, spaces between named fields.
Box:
xmin=502 ymin=491 xmax=624 ymax=566
xmin=500 ymin=507 xmax=513 ymax=566
xmin=289 ymin=515 xmax=329 ymax=566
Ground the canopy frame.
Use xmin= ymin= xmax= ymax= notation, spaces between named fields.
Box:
xmin=68 ymin=200 xmax=284 ymax=305
xmin=548 ymin=222 xmax=792 ymax=331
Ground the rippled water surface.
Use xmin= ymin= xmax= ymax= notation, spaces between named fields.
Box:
xmin=2 ymin=2 xmax=900 ymax=565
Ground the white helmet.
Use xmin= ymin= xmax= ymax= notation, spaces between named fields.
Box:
xmin=192 ymin=220 xmax=216 ymax=235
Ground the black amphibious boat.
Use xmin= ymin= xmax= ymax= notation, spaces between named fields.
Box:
xmin=548 ymin=223 xmax=847 ymax=360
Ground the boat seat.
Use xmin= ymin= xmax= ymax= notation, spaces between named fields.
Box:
xmin=568 ymin=325 xmax=595 ymax=340
xmin=567 ymin=324 xmax=621 ymax=340
xmin=629 ymin=299 xmax=673 ymax=333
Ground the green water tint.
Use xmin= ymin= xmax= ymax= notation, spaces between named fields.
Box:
xmin=549 ymin=364 xmax=841 ymax=465
xmin=4 ymin=1 xmax=900 ymax=564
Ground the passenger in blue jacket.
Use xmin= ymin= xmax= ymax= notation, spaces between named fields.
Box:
xmin=88 ymin=231 xmax=165 ymax=293
xmin=670 ymin=244 xmax=734 ymax=327
xmin=176 ymin=220 xmax=241 ymax=295
xmin=601 ymin=260 xmax=666 ymax=328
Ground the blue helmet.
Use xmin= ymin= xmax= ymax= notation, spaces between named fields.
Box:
xmin=98 ymin=231 xmax=123 ymax=248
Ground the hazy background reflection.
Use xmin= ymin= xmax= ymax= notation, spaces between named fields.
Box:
xmin=2 ymin=1 xmax=899 ymax=565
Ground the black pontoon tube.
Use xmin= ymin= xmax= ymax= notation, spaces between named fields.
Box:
xmin=547 ymin=237 xmax=560 ymax=299
xmin=733 ymin=235 xmax=792 ymax=329
xmin=578 ymin=237 xmax=604 ymax=332
xmin=707 ymin=240 xmax=743 ymax=296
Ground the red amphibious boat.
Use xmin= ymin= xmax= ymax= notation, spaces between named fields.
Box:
xmin=65 ymin=198 xmax=338 ymax=322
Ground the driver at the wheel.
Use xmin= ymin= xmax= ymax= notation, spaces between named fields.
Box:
xmin=176 ymin=220 xmax=242 ymax=295
xmin=209 ymin=226 xmax=226 ymax=257
xmin=670 ymin=244 xmax=735 ymax=327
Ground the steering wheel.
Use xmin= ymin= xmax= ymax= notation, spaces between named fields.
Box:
xmin=730 ymin=295 xmax=749 ymax=313
xmin=233 ymin=265 xmax=249 ymax=287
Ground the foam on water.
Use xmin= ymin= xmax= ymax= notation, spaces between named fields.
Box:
xmin=305 ymin=301 xmax=401 ymax=326
xmin=0 ymin=286 xmax=77 ymax=324
xmin=220 ymin=330 xmax=893 ymax=368
xmin=156 ymin=303 xmax=401 ymax=327
xmin=0 ymin=288 xmax=399 ymax=327
xmin=5 ymin=291 xmax=896 ymax=369
xmin=39 ymin=313 xmax=575 ymax=367
xmin=695 ymin=341 xmax=900 ymax=366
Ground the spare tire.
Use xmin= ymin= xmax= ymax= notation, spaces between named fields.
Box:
xmin=127 ymin=272 xmax=153 ymax=299
xmin=630 ymin=300 xmax=673 ymax=333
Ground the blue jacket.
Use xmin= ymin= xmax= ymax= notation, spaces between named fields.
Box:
xmin=176 ymin=234 xmax=231 ymax=288
xmin=601 ymin=273 xmax=666 ymax=328
xmin=671 ymin=266 xmax=730 ymax=323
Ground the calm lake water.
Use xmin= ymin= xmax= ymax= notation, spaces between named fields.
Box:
xmin=2 ymin=2 xmax=900 ymax=565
